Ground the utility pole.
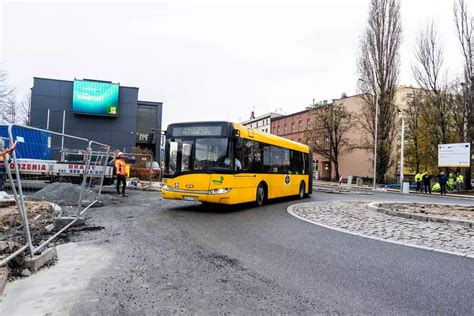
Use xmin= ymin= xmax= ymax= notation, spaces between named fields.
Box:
xmin=399 ymin=114 xmax=405 ymax=192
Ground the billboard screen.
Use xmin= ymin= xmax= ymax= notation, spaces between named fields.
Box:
xmin=73 ymin=80 xmax=119 ymax=116
xmin=438 ymin=143 xmax=471 ymax=167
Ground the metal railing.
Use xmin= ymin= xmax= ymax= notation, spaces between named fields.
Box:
xmin=0 ymin=124 xmax=115 ymax=265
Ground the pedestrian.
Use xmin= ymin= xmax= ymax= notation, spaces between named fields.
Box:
xmin=456 ymin=172 xmax=464 ymax=193
xmin=115 ymin=152 xmax=128 ymax=197
xmin=438 ymin=171 xmax=448 ymax=195
xmin=422 ymin=172 xmax=431 ymax=194
xmin=447 ymin=172 xmax=455 ymax=193
xmin=0 ymin=139 xmax=14 ymax=192
xmin=415 ymin=171 xmax=423 ymax=192
xmin=0 ymin=140 xmax=9 ymax=192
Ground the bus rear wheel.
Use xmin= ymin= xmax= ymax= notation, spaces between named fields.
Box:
xmin=299 ymin=181 xmax=305 ymax=199
xmin=256 ymin=183 xmax=266 ymax=207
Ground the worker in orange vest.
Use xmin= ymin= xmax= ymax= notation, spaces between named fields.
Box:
xmin=115 ymin=152 xmax=127 ymax=197
xmin=0 ymin=139 xmax=13 ymax=192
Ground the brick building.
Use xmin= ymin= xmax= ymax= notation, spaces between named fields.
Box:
xmin=271 ymin=95 xmax=374 ymax=180
xmin=271 ymin=88 xmax=417 ymax=181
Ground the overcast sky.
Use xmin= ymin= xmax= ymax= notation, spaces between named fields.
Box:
xmin=0 ymin=0 xmax=467 ymax=128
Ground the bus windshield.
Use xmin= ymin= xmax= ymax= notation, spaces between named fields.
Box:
xmin=165 ymin=137 xmax=230 ymax=176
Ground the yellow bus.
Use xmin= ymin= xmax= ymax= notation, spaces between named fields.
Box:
xmin=162 ymin=121 xmax=312 ymax=206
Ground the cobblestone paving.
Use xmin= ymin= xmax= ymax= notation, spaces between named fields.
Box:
xmin=288 ymin=201 xmax=474 ymax=258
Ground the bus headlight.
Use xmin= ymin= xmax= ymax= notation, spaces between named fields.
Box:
xmin=162 ymin=185 xmax=172 ymax=191
xmin=208 ymin=188 xmax=231 ymax=194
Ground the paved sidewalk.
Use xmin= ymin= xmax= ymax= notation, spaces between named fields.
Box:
xmin=314 ymin=180 xmax=474 ymax=200
xmin=288 ymin=201 xmax=474 ymax=258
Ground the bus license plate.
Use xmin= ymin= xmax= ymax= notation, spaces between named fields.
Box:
xmin=183 ymin=196 xmax=197 ymax=201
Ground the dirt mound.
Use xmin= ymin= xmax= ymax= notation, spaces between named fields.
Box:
xmin=32 ymin=183 xmax=96 ymax=206
xmin=1 ymin=201 xmax=58 ymax=240
xmin=1 ymin=201 xmax=58 ymax=275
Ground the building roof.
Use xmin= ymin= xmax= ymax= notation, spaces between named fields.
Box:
xmin=33 ymin=76 xmax=139 ymax=90
xmin=241 ymin=112 xmax=283 ymax=124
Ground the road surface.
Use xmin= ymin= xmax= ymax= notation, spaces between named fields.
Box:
xmin=2 ymin=189 xmax=473 ymax=314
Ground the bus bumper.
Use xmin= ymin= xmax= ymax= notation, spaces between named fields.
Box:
xmin=161 ymin=188 xmax=234 ymax=204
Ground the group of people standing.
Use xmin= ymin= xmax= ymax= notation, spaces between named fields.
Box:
xmin=414 ymin=170 xmax=464 ymax=195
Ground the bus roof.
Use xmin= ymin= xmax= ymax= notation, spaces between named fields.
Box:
xmin=166 ymin=121 xmax=310 ymax=153
xmin=232 ymin=123 xmax=310 ymax=153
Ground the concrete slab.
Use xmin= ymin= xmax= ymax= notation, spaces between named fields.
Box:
xmin=0 ymin=267 xmax=8 ymax=297
xmin=24 ymin=247 xmax=58 ymax=272
xmin=54 ymin=217 xmax=85 ymax=230
xmin=0 ymin=241 xmax=113 ymax=315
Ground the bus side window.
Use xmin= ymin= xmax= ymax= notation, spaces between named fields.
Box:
xmin=234 ymin=139 xmax=264 ymax=173
xmin=270 ymin=146 xmax=283 ymax=174
xmin=263 ymin=145 xmax=272 ymax=173
xmin=289 ymin=150 xmax=303 ymax=174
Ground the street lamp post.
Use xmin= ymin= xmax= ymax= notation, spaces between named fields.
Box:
xmin=399 ymin=113 xmax=405 ymax=193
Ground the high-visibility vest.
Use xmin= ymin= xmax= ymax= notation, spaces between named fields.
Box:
xmin=115 ymin=159 xmax=127 ymax=176
xmin=457 ymin=175 xmax=464 ymax=183
xmin=415 ymin=173 xmax=422 ymax=181
xmin=0 ymin=151 xmax=9 ymax=168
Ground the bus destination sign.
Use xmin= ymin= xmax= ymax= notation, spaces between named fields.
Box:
xmin=172 ymin=126 xmax=223 ymax=137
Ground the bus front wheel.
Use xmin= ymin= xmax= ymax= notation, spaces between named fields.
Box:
xmin=256 ymin=183 xmax=266 ymax=207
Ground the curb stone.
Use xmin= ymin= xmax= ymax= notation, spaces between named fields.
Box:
xmin=367 ymin=202 xmax=474 ymax=228
xmin=0 ymin=266 xmax=8 ymax=298
xmin=287 ymin=202 xmax=474 ymax=260
xmin=313 ymin=187 xmax=374 ymax=195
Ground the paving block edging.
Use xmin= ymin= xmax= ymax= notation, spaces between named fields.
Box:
xmin=367 ymin=202 xmax=474 ymax=228
xmin=287 ymin=202 xmax=474 ymax=260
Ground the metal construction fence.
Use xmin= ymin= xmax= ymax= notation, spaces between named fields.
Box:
xmin=121 ymin=152 xmax=161 ymax=186
xmin=0 ymin=124 xmax=113 ymax=266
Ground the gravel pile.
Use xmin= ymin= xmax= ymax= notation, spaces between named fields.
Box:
xmin=32 ymin=183 xmax=96 ymax=206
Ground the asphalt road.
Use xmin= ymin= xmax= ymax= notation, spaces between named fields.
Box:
xmin=53 ymin=189 xmax=474 ymax=314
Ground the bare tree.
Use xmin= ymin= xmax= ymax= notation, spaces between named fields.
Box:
xmin=0 ymin=70 xmax=15 ymax=121
xmin=305 ymin=101 xmax=353 ymax=180
xmin=454 ymin=0 xmax=473 ymax=189
xmin=1 ymin=92 xmax=18 ymax=124
xmin=357 ymin=0 xmax=402 ymax=183
xmin=404 ymin=93 xmax=423 ymax=173
xmin=412 ymin=22 xmax=454 ymax=149
xmin=0 ymin=91 xmax=30 ymax=125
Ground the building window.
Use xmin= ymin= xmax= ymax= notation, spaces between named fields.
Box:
xmin=291 ymin=122 xmax=295 ymax=132
xmin=284 ymin=124 xmax=288 ymax=133
xmin=278 ymin=126 xmax=281 ymax=134
xmin=324 ymin=137 xmax=330 ymax=149
xmin=307 ymin=118 xmax=311 ymax=129
xmin=298 ymin=120 xmax=302 ymax=131
xmin=298 ymin=138 xmax=302 ymax=143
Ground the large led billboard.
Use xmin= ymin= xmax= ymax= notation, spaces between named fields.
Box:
xmin=73 ymin=80 xmax=119 ymax=116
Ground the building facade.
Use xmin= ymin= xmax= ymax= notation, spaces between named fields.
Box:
xmin=271 ymin=96 xmax=373 ymax=180
xmin=270 ymin=87 xmax=419 ymax=181
xmin=241 ymin=112 xmax=283 ymax=133
xmin=30 ymin=77 xmax=163 ymax=160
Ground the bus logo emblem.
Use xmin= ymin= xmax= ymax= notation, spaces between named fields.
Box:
xmin=213 ymin=176 xmax=224 ymax=185
xmin=285 ymin=175 xmax=290 ymax=185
